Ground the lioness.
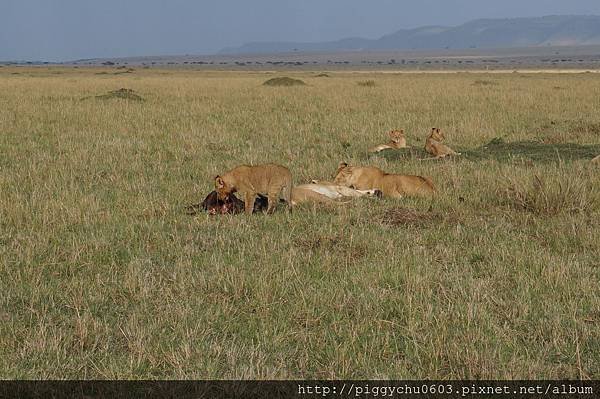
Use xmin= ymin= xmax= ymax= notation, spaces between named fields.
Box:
xmin=304 ymin=181 xmax=382 ymax=199
xmin=291 ymin=182 xmax=381 ymax=206
xmin=369 ymin=129 xmax=409 ymax=153
xmin=334 ymin=162 xmax=436 ymax=198
xmin=422 ymin=128 xmax=461 ymax=160
xmin=291 ymin=187 xmax=341 ymax=206
xmin=592 ymin=155 xmax=600 ymax=164
xmin=215 ymin=163 xmax=292 ymax=214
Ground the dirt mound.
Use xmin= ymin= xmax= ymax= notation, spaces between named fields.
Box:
xmin=472 ymin=80 xmax=499 ymax=86
xmin=263 ymin=77 xmax=306 ymax=86
xmin=466 ymin=138 xmax=600 ymax=162
xmin=92 ymin=88 xmax=144 ymax=101
xmin=357 ymin=80 xmax=376 ymax=87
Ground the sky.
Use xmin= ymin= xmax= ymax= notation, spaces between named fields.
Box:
xmin=2 ymin=0 xmax=600 ymax=61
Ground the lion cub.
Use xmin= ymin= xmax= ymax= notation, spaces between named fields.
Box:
xmin=215 ymin=163 xmax=293 ymax=214
xmin=369 ymin=129 xmax=409 ymax=153
xmin=422 ymin=128 xmax=461 ymax=160
xmin=334 ymin=162 xmax=436 ymax=198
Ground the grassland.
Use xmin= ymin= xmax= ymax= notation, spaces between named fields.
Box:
xmin=0 ymin=67 xmax=599 ymax=379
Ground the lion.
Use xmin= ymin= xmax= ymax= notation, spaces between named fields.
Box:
xmin=291 ymin=181 xmax=382 ymax=206
xmin=592 ymin=155 xmax=600 ymax=164
xmin=333 ymin=162 xmax=436 ymax=198
xmin=369 ymin=129 xmax=409 ymax=153
xmin=291 ymin=187 xmax=344 ymax=206
xmin=215 ymin=163 xmax=292 ymax=214
xmin=303 ymin=181 xmax=381 ymax=199
xmin=421 ymin=128 xmax=461 ymax=160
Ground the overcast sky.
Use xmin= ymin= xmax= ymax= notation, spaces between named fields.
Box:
xmin=2 ymin=0 xmax=600 ymax=61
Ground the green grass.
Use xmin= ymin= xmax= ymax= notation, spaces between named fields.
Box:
xmin=0 ymin=67 xmax=599 ymax=379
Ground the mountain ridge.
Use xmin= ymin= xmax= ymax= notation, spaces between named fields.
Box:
xmin=219 ymin=15 xmax=600 ymax=55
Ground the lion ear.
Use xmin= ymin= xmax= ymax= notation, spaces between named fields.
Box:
xmin=215 ymin=175 xmax=225 ymax=188
xmin=335 ymin=162 xmax=349 ymax=177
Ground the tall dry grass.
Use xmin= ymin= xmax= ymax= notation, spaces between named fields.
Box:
xmin=0 ymin=67 xmax=599 ymax=379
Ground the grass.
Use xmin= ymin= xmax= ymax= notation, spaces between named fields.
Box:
xmin=0 ymin=67 xmax=599 ymax=379
xmin=499 ymin=166 xmax=598 ymax=216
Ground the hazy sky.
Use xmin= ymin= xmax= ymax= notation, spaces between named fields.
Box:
xmin=2 ymin=0 xmax=600 ymax=61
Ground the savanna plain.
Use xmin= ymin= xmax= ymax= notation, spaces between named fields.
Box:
xmin=0 ymin=67 xmax=599 ymax=379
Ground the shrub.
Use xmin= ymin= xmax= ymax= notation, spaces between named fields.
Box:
xmin=263 ymin=77 xmax=306 ymax=86
xmin=357 ymin=80 xmax=376 ymax=87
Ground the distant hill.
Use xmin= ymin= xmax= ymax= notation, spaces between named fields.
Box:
xmin=219 ymin=15 xmax=600 ymax=55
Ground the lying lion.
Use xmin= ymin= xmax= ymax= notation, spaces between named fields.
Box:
xmin=290 ymin=187 xmax=341 ymax=206
xmin=292 ymin=181 xmax=382 ymax=206
xmin=369 ymin=129 xmax=409 ymax=153
xmin=303 ymin=181 xmax=382 ymax=199
xmin=334 ymin=162 xmax=436 ymax=198
xmin=215 ymin=163 xmax=292 ymax=214
xmin=422 ymin=128 xmax=461 ymax=160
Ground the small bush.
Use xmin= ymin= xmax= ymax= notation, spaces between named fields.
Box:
xmin=92 ymin=88 xmax=144 ymax=101
xmin=357 ymin=80 xmax=376 ymax=87
xmin=473 ymin=80 xmax=499 ymax=86
xmin=263 ymin=77 xmax=306 ymax=86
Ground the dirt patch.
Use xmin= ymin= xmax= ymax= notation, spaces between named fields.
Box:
xmin=84 ymin=88 xmax=144 ymax=102
xmin=263 ymin=77 xmax=306 ymax=86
